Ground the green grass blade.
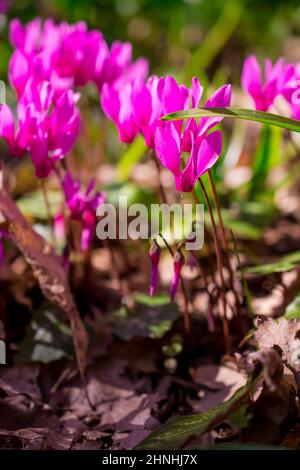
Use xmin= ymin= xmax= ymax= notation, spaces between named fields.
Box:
xmin=162 ymin=107 xmax=300 ymax=134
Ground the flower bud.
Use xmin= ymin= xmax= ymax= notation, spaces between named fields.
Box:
xmin=170 ymin=250 xmax=185 ymax=302
xmin=149 ymin=239 xmax=161 ymax=296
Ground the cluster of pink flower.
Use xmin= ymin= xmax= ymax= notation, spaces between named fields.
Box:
xmin=1 ymin=18 xmax=148 ymax=179
xmin=2 ymin=18 xmax=300 ymax=299
xmin=241 ymin=54 xmax=300 ymax=117
xmin=9 ymin=18 xmax=148 ymax=97
xmin=0 ymin=18 xmax=147 ymax=252
xmin=101 ymin=74 xmax=231 ymax=191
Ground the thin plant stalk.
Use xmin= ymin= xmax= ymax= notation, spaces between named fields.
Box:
xmin=207 ymin=170 xmax=227 ymax=251
xmin=208 ymin=169 xmax=241 ymax=313
xmin=152 ymin=154 xmax=190 ymax=333
xmin=230 ymin=229 xmax=253 ymax=317
xmin=198 ymin=178 xmax=231 ymax=353
xmin=158 ymin=233 xmax=190 ymax=334
xmin=41 ymin=180 xmax=55 ymax=246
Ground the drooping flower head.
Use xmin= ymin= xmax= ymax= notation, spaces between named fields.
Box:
xmin=101 ymin=79 xmax=139 ymax=143
xmin=241 ymin=55 xmax=294 ymax=111
xmin=149 ymin=239 xmax=161 ymax=297
xmin=154 ymin=82 xmax=231 ymax=192
xmin=170 ymin=250 xmax=185 ymax=301
xmin=63 ymin=173 xmax=106 ymax=251
xmin=102 ymin=74 xmax=199 ymax=146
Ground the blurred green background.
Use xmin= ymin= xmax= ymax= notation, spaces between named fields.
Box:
xmin=1 ymin=0 xmax=300 ymax=85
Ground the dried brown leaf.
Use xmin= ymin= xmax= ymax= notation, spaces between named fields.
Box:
xmin=0 ymin=190 xmax=88 ymax=377
xmin=254 ymin=317 xmax=300 ymax=371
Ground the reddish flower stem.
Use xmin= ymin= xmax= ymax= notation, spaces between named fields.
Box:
xmin=208 ymin=170 xmax=242 ymax=316
xmin=158 ymin=233 xmax=190 ymax=334
xmin=198 ymin=178 xmax=231 ymax=354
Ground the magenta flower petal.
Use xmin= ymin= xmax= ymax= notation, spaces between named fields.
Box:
xmin=0 ymin=104 xmax=15 ymax=146
xmin=81 ymin=209 xmax=96 ymax=251
xmin=199 ymin=84 xmax=232 ymax=136
xmin=132 ymin=81 xmax=152 ymax=128
xmin=241 ymin=55 xmax=262 ymax=96
xmin=241 ymin=55 xmax=293 ymax=112
xmin=63 ymin=172 xmax=105 ymax=251
xmin=191 ymin=77 xmax=203 ymax=108
xmin=149 ymin=240 xmax=161 ymax=296
xmin=196 ymin=130 xmax=222 ymax=179
xmin=176 ymin=151 xmax=195 ymax=192
xmin=155 ymin=122 xmax=181 ymax=177
xmin=29 ymin=136 xmax=53 ymax=178
xmin=170 ymin=251 xmax=185 ymax=302
xmin=158 ymin=75 xmax=186 ymax=115
xmin=54 ymin=212 xmax=66 ymax=242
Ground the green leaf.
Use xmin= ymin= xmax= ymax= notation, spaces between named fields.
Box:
xmin=137 ymin=376 xmax=258 ymax=450
xmin=117 ymin=135 xmax=146 ymax=181
xmin=244 ymin=251 xmax=300 ymax=275
xmin=285 ymin=293 xmax=300 ymax=320
xmin=249 ymin=125 xmax=271 ymax=197
xmin=108 ymin=296 xmax=180 ymax=340
xmin=219 ymin=210 xmax=262 ymax=239
xmin=249 ymin=125 xmax=282 ymax=199
xmin=133 ymin=293 xmax=171 ymax=306
xmin=17 ymin=302 xmax=74 ymax=364
xmin=162 ymin=107 xmax=300 ymax=134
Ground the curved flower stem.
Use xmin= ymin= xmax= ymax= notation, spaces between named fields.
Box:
xmin=54 ymin=163 xmax=79 ymax=268
xmin=41 ymin=180 xmax=55 ymax=246
xmin=198 ymin=178 xmax=231 ymax=353
xmin=207 ymin=170 xmax=241 ymax=314
xmin=207 ymin=170 xmax=227 ymax=251
xmin=158 ymin=233 xmax=190 ymax=334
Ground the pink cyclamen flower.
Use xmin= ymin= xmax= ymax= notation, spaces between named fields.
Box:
xmin=63 ymin=173 xmax=106 ymax=251
xmin=170 ymin=251 xmax=185 ymax=301
xmin=101 ymin=79 xmax=139 ymax=143
xmin=8 ymin=18 xmax=148 ymax=97
xmin=154 ymin=83 xmax=231 ymax=192
xmin=280 ymin=63 xmax=300 ymax=120
xmin=95 ymin=40 xmax=148 ymax=92
xmin=149 ymin=239 xmax=161 ymax=296
xmin=0 ymin=78 xmax=81 ymax=178
xmin=100 ymin=65 xmax=150 ymax=144
xmin=132 ymin=74 xmax=194 ymax=148
xmin=54 ymin=213 xmax=66 ymax=242
xmin=241 ymin=55 xmax=294 ymax=111
xmin=102 ymin=74 xmax=199 ymax=147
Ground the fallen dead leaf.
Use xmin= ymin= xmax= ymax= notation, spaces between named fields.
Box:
xmin=254 ymin=317 xmax=300 ymax=370
xmin=0 ymin=190 xmax=88 ymax=378
xmin=188 ymin=364 xmax=247 ymax=411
